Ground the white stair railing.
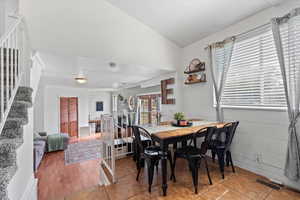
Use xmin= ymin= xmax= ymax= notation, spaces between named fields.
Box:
xmin=0 ymin=16 xmax=30 ymax=134
xmin=99 ymin=114 xmax=134 ymax=185
xmin=100 ymin=115 xmax=116 ymax=184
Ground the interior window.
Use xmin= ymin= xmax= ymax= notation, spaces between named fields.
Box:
xmin=139 ymin=94 xmax=161 ymax=125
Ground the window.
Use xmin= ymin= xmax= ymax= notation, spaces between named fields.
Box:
xmin=220 ymin=25 xmax=287 ymax=109
xmin=139 ymin=94 xmax=161 ymax=125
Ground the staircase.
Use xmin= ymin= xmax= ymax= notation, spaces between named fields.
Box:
xmin=0 ymin=87 xmax=32 ymax=200
xmin=0 ymin=17 xmax=33 ymax=200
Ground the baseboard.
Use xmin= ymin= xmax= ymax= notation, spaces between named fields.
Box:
xmin=20 ymin=174 xmax=38 ymax=200
xmin=232 ymin=154 xmax=300 ymax=191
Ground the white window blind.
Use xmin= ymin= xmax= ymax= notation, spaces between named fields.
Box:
xmin=220 ymin=25 xmax=287 ymax=108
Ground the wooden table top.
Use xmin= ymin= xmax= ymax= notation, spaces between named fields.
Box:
xmin=151 ymin=121 xmax=227 ymax=140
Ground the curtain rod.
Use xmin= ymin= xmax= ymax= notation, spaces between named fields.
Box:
xmin=204 ymin=22 xmax=270 ymax=50
xmin=205 ymin=7 xmax=300 ymax=50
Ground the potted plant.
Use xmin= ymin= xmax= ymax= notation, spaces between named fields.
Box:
xmin=174 ymin=112 xmax=187 ymax=126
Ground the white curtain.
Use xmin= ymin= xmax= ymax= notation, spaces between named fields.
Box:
xmin=208 ymin=38 xmax=235 ymax=122
xmin=271 ymin=8 xmax=300 ymax=181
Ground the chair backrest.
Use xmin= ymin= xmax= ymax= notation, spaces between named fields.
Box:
xmin=199 ymin=126 xmax=218 ymax=155
xmin=213 ymin=121 xmax=239 ymax=151
xmin=223 ymin=121 xmax=239 ymax=151
xmin=189 ymin=126 xmax=218 ymax=155
xmin=131 ymin=125 xmax=152 ymax=152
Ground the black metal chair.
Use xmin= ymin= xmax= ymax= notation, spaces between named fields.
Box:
xmin=172 ymin=126 xmax=217 ymax=194
xmin=210 ymin=121 xmax=239 ymax=179
xmin=131 ymin=125 xmax=174 ymax=193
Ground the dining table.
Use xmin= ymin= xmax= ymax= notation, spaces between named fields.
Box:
xmin=141 ymin=120 xmax=227 ymax=196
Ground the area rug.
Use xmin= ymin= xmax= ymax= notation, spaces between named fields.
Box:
xmin=64 ymin=139 xmax=102 ymax=165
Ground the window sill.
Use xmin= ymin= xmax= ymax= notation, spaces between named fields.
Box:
xmin=213 ymin=105 xmax=287 ymax=112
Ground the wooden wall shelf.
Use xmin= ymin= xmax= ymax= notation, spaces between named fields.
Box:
xmin=184 ymin=80 xmax=206 ymax=85
xmin=184 ymin=68 xmax=205 ymax=74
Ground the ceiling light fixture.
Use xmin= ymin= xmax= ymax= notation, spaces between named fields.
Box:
xmin=75 ymin=75 xmax=87 ymax=84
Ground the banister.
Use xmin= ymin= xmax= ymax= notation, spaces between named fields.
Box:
xmin=0 ymin=15 xmax=32 ymax=135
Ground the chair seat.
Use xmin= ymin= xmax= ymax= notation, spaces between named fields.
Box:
xmin=175 ymin=146 xmax=203 ymax=159
xmin=144 ymin=145 xmax=161 ymax=156
xmin=144 ymin=145 xmax=172 ymax=157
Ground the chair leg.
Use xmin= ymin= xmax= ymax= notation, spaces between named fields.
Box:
xmin=216 ymin=149 xmax=225 ymax=179
xmin=212 ymin=149 xmax=216 ymax=163
xmin=136 ymin=158 xmax=142 ymax=181
xmin=146 ymin=158 xmax=155 ymax=193
xmin=189 ymin=160 xmax=199 ymax=194
xmin=173 ymin=142 xmax=177 ymax=150
xmin=226 ymin=151 xmax=230 ymax=167
xmin=171 ymin=153 xmax=177 ymax=182
xmin=228 ymin=151 xmax=235 ymax=173
xmin=203 ymin=157 xmax=212 ymax=185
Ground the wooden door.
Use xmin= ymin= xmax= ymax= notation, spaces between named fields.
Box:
xmin=60 ymin=97 xmax=78 ymax=137
xmin=60 ymin=97 xmax=69 ymax=134
xmin=68 ymin=97 xmax=78 ymax=137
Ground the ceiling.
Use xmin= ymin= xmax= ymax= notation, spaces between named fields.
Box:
xmin=39 ymin=52 xmax=173 ymax=89
xmin=106 ymin=0 xmax=286 ymax=47
xmin=21 ymin=0 xmax=287 ymax=89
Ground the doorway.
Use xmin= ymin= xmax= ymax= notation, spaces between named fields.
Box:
xmin=60 ymin=97 xmax=78 ymax=137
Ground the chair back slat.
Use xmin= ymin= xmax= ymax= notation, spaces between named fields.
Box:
xmin=212 ymin=121 xmax=239 ymax=151
xmin=224 ymin=121 xmax=239 ymax=151
xmin=200 ymin=126 xmax=218 ymax=155
xmin=131 ymin=125 xmax=152 ymax=152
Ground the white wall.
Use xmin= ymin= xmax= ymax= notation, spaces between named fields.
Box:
xmin=0 ymin=0 xmax=5 ymax=35
xmin=44 ymin=86 xmax=89 ymax=134
xmin=181 ymin=1 xmax=300 ymax=189
xmin=7 ymin=109 xmax=36 ymax=200
xmin=20 ymin=0 xmax=182 ymax=72
xmin=0 ymin=0 xmax=19 ymax=36
xmin=43 ymin=86 xmax=112 ymax=134
xmin=33 ymin=81 xmax=45 ymax=134
xmin=88 ymin=90 xmax=111 ymax=119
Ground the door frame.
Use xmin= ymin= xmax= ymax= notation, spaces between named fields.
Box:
xmin=58 ymin=96 xmax=79 ymax=137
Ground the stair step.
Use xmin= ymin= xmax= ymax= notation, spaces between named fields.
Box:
xmin=0 ymin=165 xmax=17 ymax=200
xmin=14 ymin=87 xmax=33 ymax=107
xmin=1 ymin=120 xmax=23 ymax=139
xmin=7 ymin=102 xmax=28 ymax=125
xmin=0 ymin=138 xmax=20 ymax=168
xmin=0 ymin=165 xmax=17 ymax=183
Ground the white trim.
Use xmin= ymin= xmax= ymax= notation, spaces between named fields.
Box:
xmin=20 ymin=174 xmax=38 ymax=200
xmin=99 ymin=164 xmax=111 ymax=186
xmin=137 ymin=92 xmax=160 ymax=97
xmin=44 ymin=85 xmax=116 ymax=92
xmin=31 ymin=52 xmax=46 ymax=70
xmin=213 ymin=104 xmax=287 ymax=112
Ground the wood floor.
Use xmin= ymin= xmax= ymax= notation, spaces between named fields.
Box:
xmin=36 ymin=137 xmax=300 ymax=200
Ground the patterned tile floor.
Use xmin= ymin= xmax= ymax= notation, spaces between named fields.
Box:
xmin=36 ymin=137 xmax=300 ymax=200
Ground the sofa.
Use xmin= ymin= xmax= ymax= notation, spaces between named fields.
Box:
xmin=33 ymin=132 xmax=70 ymax=171
xmin=34 ymin=136 xmax=47 ymax=172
